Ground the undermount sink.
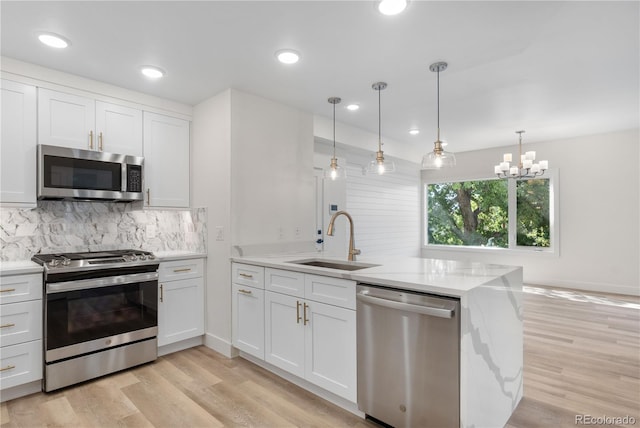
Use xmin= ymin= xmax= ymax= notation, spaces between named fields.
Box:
xmin=289 ymin=258 xmax=379 ymax=271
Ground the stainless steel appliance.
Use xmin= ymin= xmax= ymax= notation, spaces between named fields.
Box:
xmin=37 ymin=144 xmax=144 ymax=201
xmin=356 ymin=284 xmax=460 ymax=428
xmin=32 ymin=249 xmax=159 ymax=392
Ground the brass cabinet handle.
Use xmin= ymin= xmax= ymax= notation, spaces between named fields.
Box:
xmin=98 ymin=132 xmax=103 ymax=151
xmin=0 ymin=365 xmax=16 ymax=372
xmin=303 ymin=303 xmax=309 ymax=325
xmin=146 ymin=188 xmax=150 ymax=205
xmin=0 ymin=323 xmax=16 ymax=329
xmin=160 ymin=284 xmax=164 ymax=303
xmin=296 ymin=301 xmax=302 ymax=324
xmin=239 ymin=273 xmax=253 ymax=279
xmin=238 ymin=289 xmax=252 ymax=295
xmin=89 ymin=130 xmax=94 ymax=149
xmin=173 ymin=268 xmax=191 ymax=273
xmin=0 ymin=288 xmax=16 ymax=293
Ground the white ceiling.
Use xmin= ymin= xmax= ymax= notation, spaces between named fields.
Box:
xmin=1 ymin=1 xmax=638 ymax=153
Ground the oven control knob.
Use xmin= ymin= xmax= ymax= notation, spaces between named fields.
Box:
xmin=126 ymin=254 xmax=137 ymax=261
xmin=48 ymin=259 xmax=60 ymax=267
xmin=147 ymin=254 xmax=156 ymax=260
xmin=61 ymin=258 xmax=71 ymax=266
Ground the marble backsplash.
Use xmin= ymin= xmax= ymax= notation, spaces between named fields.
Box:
xmin=0 ymin=201 xmax=206 ymax=261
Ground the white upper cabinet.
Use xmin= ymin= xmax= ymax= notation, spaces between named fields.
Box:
xmin=1 ymin=80 xmax=37 ymax=205
xmin=95 ymin=101 xmax=143 ymax=156
xmin=38 ymin=88 xmax=143 ymax=156
xmin=143 ymin=112 xmax=190 ymax=208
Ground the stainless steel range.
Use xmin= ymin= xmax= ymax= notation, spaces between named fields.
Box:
xmin=32 ymin=249 xmax=159 ymax=392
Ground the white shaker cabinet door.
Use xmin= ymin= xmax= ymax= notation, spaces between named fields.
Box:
xmin=38 ymin=88 xmax=95 ymax=150
xmin=264 ymin=291 xmax=305 ymax=378
xmin=1 ymin=80 xmax=36 ymax=204
xmin=143 ymin=112 xmax=190 ymax=208
xmin=157 ymin=277 xmax=204 ymax=347
xmin=304 ymin=301 xmax=356 ymax=402
xmin=232 ymin=284 xmax=265 ymax=359
xmin=95 ymin=101 xmax=143 ymax=156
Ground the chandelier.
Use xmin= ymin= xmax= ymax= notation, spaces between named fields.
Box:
xmin=494 ymin=130 xmax=548 ymax=179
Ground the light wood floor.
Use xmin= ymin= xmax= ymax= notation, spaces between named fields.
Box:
xmin=1 ymin=285 xmax=638 ymax=428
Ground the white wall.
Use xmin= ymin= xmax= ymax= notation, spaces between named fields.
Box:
xmin=191 ymin=89 xmax=232 ymax=353
xmin=315 ymin=140 xmax=422 ymax=259
xmin=193 ymin=89 xmax=316 ymax=355
xmin=421 ymin=128 xmax=640 ymax=296
xmin=231 ymin=90 xmax=315 ymax=249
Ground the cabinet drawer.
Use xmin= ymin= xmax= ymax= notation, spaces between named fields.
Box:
xmin=0 ymin=340 xmax=43 ymax=390
xmin=0 ymin=300 xmax=43 ymax=347
xmin=265 ymin=268 xmax=304 ymax=298
xmin=159 ymin=258 xmax=204 ymax=281
xmin=232 ymin=263 xmax=265 ymax=288
xmin=304 ymin=274 xmax=356 ymax=309
xmin=0 ymin=274 xmax=42 ymax=304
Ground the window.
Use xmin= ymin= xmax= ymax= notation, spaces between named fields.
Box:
xmin=425 ymin=176 xmax=555 ymax=251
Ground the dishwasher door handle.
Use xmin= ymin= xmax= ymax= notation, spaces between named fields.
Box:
xmin=357 ymin=292 xmax=454 ymax=319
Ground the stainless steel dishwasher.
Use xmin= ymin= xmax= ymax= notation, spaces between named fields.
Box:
xmin=357 ymin=284 xmax=460 ymax=428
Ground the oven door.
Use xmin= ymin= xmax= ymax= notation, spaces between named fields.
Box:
xmin=45 ymin=272 xmax=158 ymax=363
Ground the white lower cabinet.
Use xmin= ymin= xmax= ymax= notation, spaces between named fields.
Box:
xmin=304 ymin=300 xmax=356 ymax=400
xmin=0 ymin=273 xmax=43 ymax=397
xmin=261 ymin=267 xmax=356 ymax=402
xmin=232 ymin=283 xmax=265 ymax=359
xmin=158 ymin=258 xmax=205 ymax=347
xmin=264 ymin=291 xmax=305 ymax=378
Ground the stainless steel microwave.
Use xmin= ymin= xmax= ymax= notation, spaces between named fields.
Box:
xmin=37 ymin=144 xmax=144 ymax=202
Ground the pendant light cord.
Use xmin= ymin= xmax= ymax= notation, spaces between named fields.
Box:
xmin=333 ymin=102 xmax=336 ymax=158
xmin=378 ymin=86 xmax=382 ymax=151
xmin=436 ymin=68 xmax=440 ymax=141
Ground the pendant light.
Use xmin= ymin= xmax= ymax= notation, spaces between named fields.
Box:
xmin=325 ymin=97 xmax=346 ymax=180
xmin=494 ymin=130 xmax=548 ymax=179
xmin=367 ymin=82 xmax=395 ymax=175
xmin=421 ymin=62 xmax=456 ymax=169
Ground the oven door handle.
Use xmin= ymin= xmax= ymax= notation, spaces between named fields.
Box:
xmin=46 ymin=272 xmax=159 ymax=294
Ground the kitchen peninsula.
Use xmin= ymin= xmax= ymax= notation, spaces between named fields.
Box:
xmin=230 ymin=255 xmax=523 ymax=428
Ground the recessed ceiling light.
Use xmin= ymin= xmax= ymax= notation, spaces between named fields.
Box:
xmin=275 ymin=49 xmax=300 ymax=64
xmin=140 ymin=66 xmax=165 ymax=79
xmin=409 ymin=129 xmax=420 ymax=135
xmin=378 ymin=0 xmax=407 ymax=16
xmin=37 ymin=32 xmax=70 ymax=49
xmin=346 ymin=104 xmax=360 ymax=111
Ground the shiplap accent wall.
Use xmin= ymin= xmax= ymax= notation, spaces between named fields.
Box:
xmin=345 ymin=163 xmax=421 ymax=257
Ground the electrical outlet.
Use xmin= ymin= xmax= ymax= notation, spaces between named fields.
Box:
xmin=215 ymin=226 xmax=224 ymax=241
xmin=295 ymin=226 xmax=301 ymax=239
xmin=278 ymin=227 xmax=284 ymax=240
xmin=146 ymin=224 xmax=157 ymax=238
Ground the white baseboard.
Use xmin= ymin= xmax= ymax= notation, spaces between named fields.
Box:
xmin=158 ymin=336 xmax=203 ymax=357
xmin=526 ymin=280 xmax=640 ymax=297
xmin=239 ymin=352 xmax=363 ymax=418
xmin=204 ymin=333 xmax=238 ymax=358
xmin=0 ymin=380 xmax=41 ymax=403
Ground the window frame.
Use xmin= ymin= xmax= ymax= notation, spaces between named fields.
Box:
xmin=422 ymin=170 xmax=558 ymax=255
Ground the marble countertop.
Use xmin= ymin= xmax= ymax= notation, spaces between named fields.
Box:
xmin=231 ymin=254 xmax=521 ymax=297
xmin=0 ymin=251 xmax=207 ymax=276
xmin=0 ymin=260 xmax=44 ymax=276
xmin=154 ymin=251 xmax=207 ymax=261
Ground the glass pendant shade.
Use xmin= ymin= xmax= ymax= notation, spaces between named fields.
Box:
xmin=368 ymin=82 xmax=394 ymax=175
xmin=421 ymin=62 xmax=456 ymax=170
xmin=421 ymin=147 xmax=456 ymax=169
xmin=367 ymin=152 xmax=396 ymax=175
xmin=325 ymin=96 xmax=346 ymax=180
xmin=325 ymin=157 xmax=346 ymax=180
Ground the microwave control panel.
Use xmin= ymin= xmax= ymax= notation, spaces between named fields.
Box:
xmin=127 ymin=165 xmax=143 ymax=192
